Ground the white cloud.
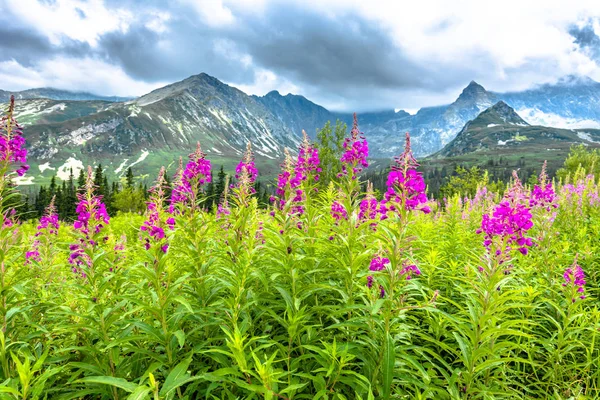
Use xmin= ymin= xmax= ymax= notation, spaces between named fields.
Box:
xmin=5 ymin=0 xmax=133 ymax=46
xmin=179 ymin=0 xmax=235 ymax=27
xmin=0 ymin=57 xmax=166 ymax=96
xmin=4 ymin=0 xmax=600 ymax=111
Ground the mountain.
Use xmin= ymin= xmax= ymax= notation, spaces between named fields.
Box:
xmin=434 ymin=102 xmax=600 ymax=158
xmin=19 ymin=73 xmax=299 ymax=185
xmin=0 ymin=88 xmax=131 ymax=103
xmin=9 ymin=72 xmax=600 ymax=186
xmin=253 ymin=91 xmax=333 ymax=138
xmin=496 ymin=75 xmax=600 ymax=129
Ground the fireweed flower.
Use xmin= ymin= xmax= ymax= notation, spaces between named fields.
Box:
xmin=235 ymin=142 xmax=258 ymax=188
xmin=0 ymin=96 xmax=29 ymax=177
xmin=369 ymin=256 xmax=390 ymax=271
xmin=170 ymin=143 xmax=211 ymax=213
xmin=477 ymin=201 xmax=533 ymax=256
xmin=400 ymin=264 xmax=421 ymax=280
xmin=233 ymin=143 xmax=259 ymax=204
xmin=273 ymin=133 xmax=321 ymax=215
xmin=216 ymin=176 xmax=232 ymax=220
xmin=359 ymin=182 xmax=379 ymax=223
xmin=330 ymin=200 xmax=348 ymax=222
xmin=339 ymin=113 xmax=368 ymax=178
xmin=563 ymin=260 xmax=586 ymax=302
xmin=69 ymin=166 xmax=110 ymax=277
xmin=141 ymin=167 xmax=174 ymax=253
xmin=381 ymin=132 xmax=430 ymax=215
xmin=529 ymin=161 xmax=557 ymax=211
xmin=26 ymin=196 xmax=60 ymax=264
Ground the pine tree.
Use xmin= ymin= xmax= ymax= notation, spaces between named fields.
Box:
xmin=67 ymin=168 xmax=77 ymax=220
xmin=215 ymin=165 xmax=226 ymax=202
xmin=77 ymin=169 xmax=85 ymax=189
xmin=49 ymin=175 xmax=57 ymax=197
xmin=125 ymin=167 xmax=134 ymax=188
xmin=94 ymin=164 xmax=104 ymax=197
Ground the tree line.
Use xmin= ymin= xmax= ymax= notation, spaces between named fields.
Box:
xmin=24 ymin=164 xmax=273 ymax=221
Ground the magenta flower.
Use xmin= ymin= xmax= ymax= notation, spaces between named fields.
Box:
xmin=235 ymin=143 xmax=258 ymax=184
xmin=26 ymin=196 xmax=60 ymax=264
xmin=369 ymin=256 xmax=390 ymax=271
xmin=0 ymin=96 xmax=29 ymax=177
xmin=400 ymin=264 xmax=421 ymax=280
xmin=330 ymin=200 xmax=348 ymax=221
xmin=477 ymin=201 xmax=533 ymax=256
xmin=217 ymin=176 xmax=231 ymax=220
xmin=141 ymin=167 xmax=174 ymax=253
xmin=530 ymin=162 xmax=557 ymax=211
xmin=339 ymin=114 xmax=368 ymax=177
xmin=170 ymin=143 xmax=211 ymax=213
xmin=563 ymin=262 xmax=586 ymax=302
xmin=234 ymin=142 xmax=259 ymax=203
xmin=273 ymin=133 xmax=321 ymax=215
xmin=381 ymin=133 xmax=430 ymax=215
xmin=73 ymin=167 xmax=110 ymax=236
xmin=69 ymin=166 xmax=110 ymax=275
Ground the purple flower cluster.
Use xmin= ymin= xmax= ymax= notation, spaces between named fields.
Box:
xmin=477 ymin=201 xmax=533 ymax=255
xmin=26 ymin=197 xmax=60 ymax=263
xmin=272 ymin=134 xmax=321 ymax=215
xmin=530 ymin=162 xmax=557 ymax=211
xmin=369 ymin=256 xmax=390 ymax=271
xmin=291 ymin=131 xmax=322 ymax=186
xmin=217 ymin=175 xmax=231 ymax=220
xmin=400 ymin=264 xmax=421 ymax=280
xmin=381 ymin=133 xmax=430 ymax=215
xmin=170 ymin=143 xmax=211 ymax=213
xmin=563 ymin=263 xmax=586 ymax=302
xmin=73 ymin=170 xmax=110 ymax=236
xmin=234 ymin=143 xmax=259 ymax=200
xmin=330 ymin=201 xmax=348 ymax=221
xmin=69 ymin=167 xmax=110 ymax=275
xmin=359 ymin=182 xmax=382 ymax=225
xmin=236 ymin=142 xmax=258 ymax=185
xmin=339 ymin=114 xmax=368 ymax=177
xmin=141 ymin=167 xmax=174 ymax=253
xmin=0 ymin=96 xmax=29 ymax=177
xmin=359 ymin=196 xmax=379 ymax=221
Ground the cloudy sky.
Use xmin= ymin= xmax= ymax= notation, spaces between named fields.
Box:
xmin=1 ymin=0 xmax=600 ymax=112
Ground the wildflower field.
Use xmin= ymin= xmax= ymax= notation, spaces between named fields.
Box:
xmin=1 ymin=97 xmax=600 ymax=399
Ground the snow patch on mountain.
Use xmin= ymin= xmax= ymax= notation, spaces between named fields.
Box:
xmin=57 ymin=157 xmax=84 ymax=180
xmin=577 ymin=131 xmax=600 ymax=144
xmin=114 ymin=159 xmax=130 ymax=174
xmin=38 ymin=162 xmax=55 ymax=173
xmin=516 ymin=108 xmax=600 ymax=129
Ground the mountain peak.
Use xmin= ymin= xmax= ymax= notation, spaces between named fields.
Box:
xmin=265 ymin=90 xmax=281 ymax=97
xmin=556 ymin=74 xmax=598 ymax=87
xmin=471 ymin=101 xmax=528 ymax=127
xmin=460 ymin=80 xmax=487 ymax=96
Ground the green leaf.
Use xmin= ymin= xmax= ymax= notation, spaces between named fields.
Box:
xmin=126 ymin=386 xmax=152 ymax=400
xmin=159 ymin=357 xmax=192 ymax=396
xmin=75 ymin=376 xmax=139 ymax=393
xmin=174 ymin=330 xmax=186 ymax=349
xmin=382 ymin=333 xmax=395 ymax=400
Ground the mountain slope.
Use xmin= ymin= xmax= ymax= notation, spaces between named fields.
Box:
xmin=23 ymin=73 xmax=299 ymax=184
xmin=0 ymin=88 xmax=131 ymax=102
xmin=435 ymin=102 xmax=600 ymax=158
xmin=11 ymin=73 xmax=600 ymax=186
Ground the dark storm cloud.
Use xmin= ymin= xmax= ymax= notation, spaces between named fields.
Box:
xmin=0 ymin=0 xmax=494 ymax=110
xmin=230 ymin=5 xmax=428 ymax=89
xmin=569 ymin=22 xmax=600 ymax=62
xmin=0 ymin=20 xmax=91 ymax=66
